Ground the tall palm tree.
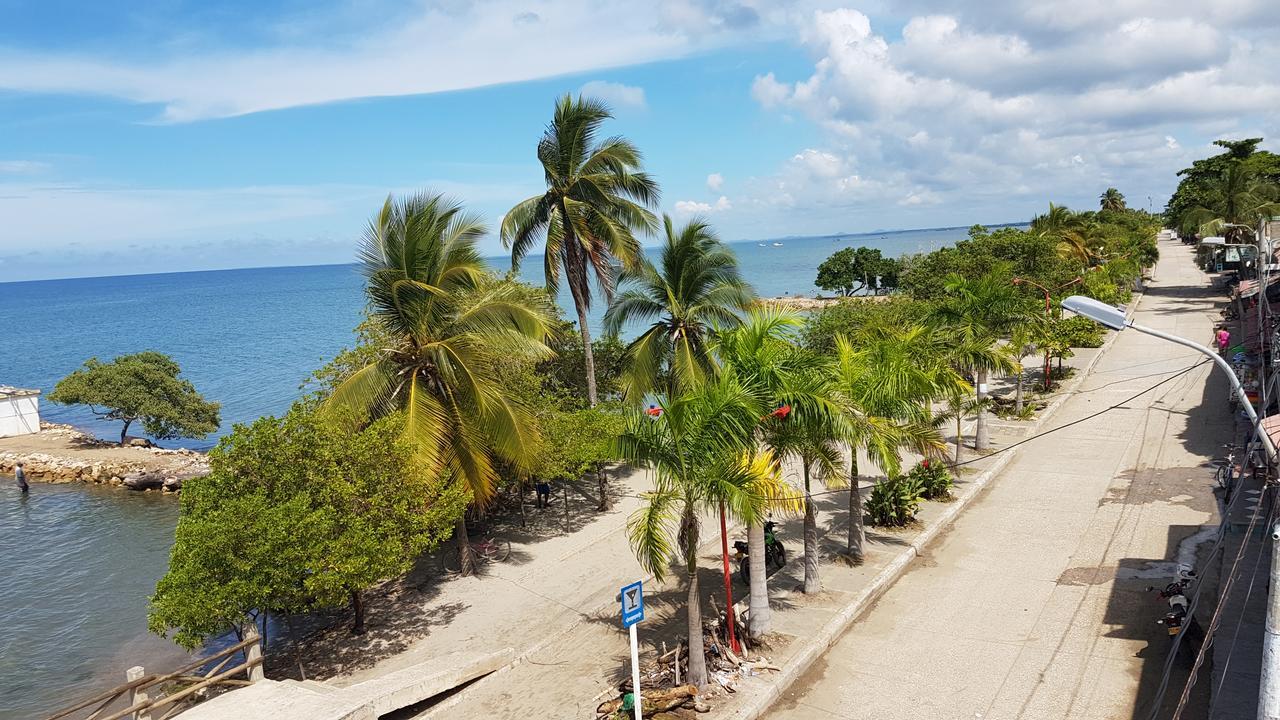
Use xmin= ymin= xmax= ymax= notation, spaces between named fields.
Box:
xmin=325 ymin=192 xmax=554 ymax=574
xmin=502 ymin=94 xmax=660 ymax=406
xmin=1032 ymin=203 xmax=1096 ymax=264
xmin=831 ymin=327 xmax=946 ymax=562
xmin=618 ymin=374 xmax=785 ymax=687
xmin=604 ymin=215 xmax=756 ymax=400
xmin=931 ymin=273 xmax=1028 ymax=452
xmin=1099 ymin=187 xmax=1126 ymax=212
xmin=1186 ymin=160 xmax=1280 ymax=242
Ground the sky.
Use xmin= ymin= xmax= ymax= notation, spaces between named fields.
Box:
xmin=1 ymin=0 xmax=1278 ymax=281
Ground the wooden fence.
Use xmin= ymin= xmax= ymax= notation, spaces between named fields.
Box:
xmin=44 ymin=627 xmax=264 ymax=720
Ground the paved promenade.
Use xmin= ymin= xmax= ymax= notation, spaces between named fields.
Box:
xmin=770 ymin=239 xmax=1230 ymax=719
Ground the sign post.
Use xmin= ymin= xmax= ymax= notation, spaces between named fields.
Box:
xmin=620 ymin=581 xmax=645 ymax=720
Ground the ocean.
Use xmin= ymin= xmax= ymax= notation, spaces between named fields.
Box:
xmin=0 ymin=225 xmax=980 ymax=718
xmin=0 ymin=225 xmax=980 ymax=448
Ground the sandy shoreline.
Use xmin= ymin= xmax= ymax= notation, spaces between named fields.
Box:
xmin=0 ymin=423 xmax=208 ymax=488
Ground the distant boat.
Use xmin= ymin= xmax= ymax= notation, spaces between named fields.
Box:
xmin=758 ymin=242 xmax=767 ymax=247
xmin=772 ymin=242 xmax=784 ymax=247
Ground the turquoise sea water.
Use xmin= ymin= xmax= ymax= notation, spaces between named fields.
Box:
xmin=0 ymin=225 xmax=985 ymax=717
xmin=0 ymin=226 xmax=982 ymax=448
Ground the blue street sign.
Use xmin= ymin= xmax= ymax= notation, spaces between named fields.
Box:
xmin=620 ymin=581 xmax=644 ymax=627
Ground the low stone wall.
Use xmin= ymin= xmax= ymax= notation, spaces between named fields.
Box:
xmin=0 ymin=423 xmax=209 ymax=491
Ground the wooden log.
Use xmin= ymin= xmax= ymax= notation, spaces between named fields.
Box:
xmin=596 ymin=685 xmax=698 ymax=716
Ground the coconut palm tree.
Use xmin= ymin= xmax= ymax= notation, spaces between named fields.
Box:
xmin=1099 ymin=187 xmax=1126 ymax=212
xmin=618 ymin=374 xmax=785 ymax=687
xmin=1185 ymin=160 xmax=1280 ymax=242
xmin=502 ymin=94 xmax=660 ymax=406
xmin=604 ymin=215 xmax=755 ymax=400
xmin=931 ymin=273 xmax=1029 ymax=452
xmin=831 ymin=327 xmax=947 ymax=562
xmin=1032 ymin=203 xmax=1096 ymax=264
xmin=325 ymin=192 xmax=554 ymax=575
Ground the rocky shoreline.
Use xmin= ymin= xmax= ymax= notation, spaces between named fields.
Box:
xmin=0 ymin=423 xmax=209 ymax=492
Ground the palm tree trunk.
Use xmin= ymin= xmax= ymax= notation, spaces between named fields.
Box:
xmin=573 ymin=297 xmax=599 ymax=407
xmin=846 ymin=450 xmax=864 ymax=563
xmin=975 ymin=369 xmax=989 ymax=451
xmin=802 ymin=462 xmax=820 ymax=594
xmin=683 ymin=507 xmax=707 ymax=687
xmin=747 ymin=522 xmax=770 ymax=638
xmin=560 ymin=206 xmax=599 ymax=407
xmin=455 ymin=517 xmax=477 ymax=577
xmin=1015 ymin=370 xmax=1024 ymax=414
xmin=954 ymin=415 xmax=962 ymax=465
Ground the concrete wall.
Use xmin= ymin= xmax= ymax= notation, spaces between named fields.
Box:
xmin=0 ymin=395 xmax=40 ymax=437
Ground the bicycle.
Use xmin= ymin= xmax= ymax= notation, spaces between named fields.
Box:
xmin=440 ymin=536 xmax=512 ymax=573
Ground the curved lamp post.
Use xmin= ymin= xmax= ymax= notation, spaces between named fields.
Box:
xmin=1061 ymin=294 xmax=1280 ymax=720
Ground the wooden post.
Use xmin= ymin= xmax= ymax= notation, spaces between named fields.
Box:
xmin=126 ymin=666 xmax=152 ymax=720
xmin=242 ymin=624 xmax=265 ymax=682
xmin=563 ymin=483 xmax=570 ymax=532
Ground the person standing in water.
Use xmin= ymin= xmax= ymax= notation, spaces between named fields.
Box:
xmin=15 ymin=461 xmax=29 ymax=493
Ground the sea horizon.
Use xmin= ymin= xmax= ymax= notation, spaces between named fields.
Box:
xmin=0 ymin=221 xmax=1027 ymax=287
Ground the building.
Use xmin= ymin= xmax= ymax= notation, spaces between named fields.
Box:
xmin=0 ymin=386 xmax=41 ymax=437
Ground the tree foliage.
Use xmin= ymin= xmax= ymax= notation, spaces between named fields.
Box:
xmin=1165 ymin=138 xmax=1280 ymax=236
xmin=149 ymin=406 xmax=467 ymax=647
xmin=815 ymin=246 xmax=901 ymax=296
xmin=48 ymin=351 xmax=220 ymax=445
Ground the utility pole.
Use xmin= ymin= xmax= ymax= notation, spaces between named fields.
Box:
xmin=1259 ymin=213 xmax=1280 ymax=720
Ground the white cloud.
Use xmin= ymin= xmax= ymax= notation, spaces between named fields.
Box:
xmin=579 ymin=80 xmax=647 ymax=109
xmin=673 ymin=195 xmax=732 ymax=214
xmin=707 ymin=172 xmax=724 ymax=191
xmin=0 ymin=160 xmax=50 ymax=174
xmin=739 ymin=5 xmax=1280 ymax=230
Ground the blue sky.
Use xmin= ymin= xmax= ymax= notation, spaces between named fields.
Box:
xmin=2 ymin=1 xmax=1277 ymax=281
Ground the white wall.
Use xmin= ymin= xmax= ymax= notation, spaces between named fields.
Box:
xmin=0 ymin=395 xmax=40 ymax=437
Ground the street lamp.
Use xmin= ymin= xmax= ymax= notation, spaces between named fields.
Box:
xmin=1062 ymin=294 xmax=1280 ymax=720
xmin=1013 ymin=276 xmax=1082 ymax=391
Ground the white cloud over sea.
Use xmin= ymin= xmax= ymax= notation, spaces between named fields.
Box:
xmin=733 ymin=2 xmax=1280 ymax=229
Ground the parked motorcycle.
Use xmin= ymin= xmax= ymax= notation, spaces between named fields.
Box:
xmin=1152 ymin=567 xmax=1197 ymax=640
xmin=733 ymin=521 xmax=786 ymax=584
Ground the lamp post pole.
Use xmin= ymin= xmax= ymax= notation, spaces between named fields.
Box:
xmin=1062 ymin=295 xmax=1279 ymax=719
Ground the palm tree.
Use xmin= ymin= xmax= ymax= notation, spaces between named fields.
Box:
xmin=1186 ymin=160 xmax=1280 ymax=242
xmin=502 ymin=95 xmax=660 ymax=406
xmin=831 ymin=327 xmax=946 ymax=562
xmin=714 ymin=308 xmax=808 ymax=636
xmin=1099 ymin=187 xmax=1126 ymax=211
xmin=325 ymin=192 xmax=554 ymax=575
xmin=618 ymin=374 xmax=784 ymax=687
xmin=1032 ymin=203 xmax=1096 ymax=264
xmin=604 ymin=215 xmax=756 ymax=400
xmin=931 ymin=273 xmax=1028 ymax=452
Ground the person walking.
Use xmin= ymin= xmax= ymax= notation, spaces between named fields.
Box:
xmin=535 ymin=480 xmax=551 ymax=509
xmin=15 ymin=461 xmax=29 ymax=493
xmin=1216 ymin=327 xmax=1231 ymax=353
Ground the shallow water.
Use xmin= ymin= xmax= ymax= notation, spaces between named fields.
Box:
xmin=0 ymin=480 xmax=187 ymax=720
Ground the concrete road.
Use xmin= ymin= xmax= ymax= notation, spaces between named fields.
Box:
xmin=770 ymin=240 xmax=1230 ymax=720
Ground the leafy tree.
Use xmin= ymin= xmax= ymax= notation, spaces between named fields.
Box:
xmin=1183 ymin=160 xmax=1280 ymax=241
xmin=149 ymin=407 xmax=466 ymax=646
xmin=502 ymin=94 xmax=660 ymax=407
xmin=604 ymin=215 xmax=755 ymax=399
xmin=802 ymin=296 xmax=930 ymax=353
xmin=323 ymin=192 xmax=555 ymax=575
xmin=1166 ymin=138 xmax=1280 ymax=234
xmin=48 ymin=351 xmax=220 ymax=446
xmin=815 ymin=246 xmax=900 ymax=296
xmin=618 ymin=374 xmax=785 ymax=687
xmin=538 ymin=327 xmax=628 ymax=408
xmin=532 ymin=404 xmax=626 ymax=510
xmin=1099 ymin=188 xmax=1126 ymax=211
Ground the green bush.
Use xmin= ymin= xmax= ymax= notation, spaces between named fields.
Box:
xmin=866 ymin=475 xmax=923 ymax=527
xmin=909 ymin=460 xmax=954 ymax=500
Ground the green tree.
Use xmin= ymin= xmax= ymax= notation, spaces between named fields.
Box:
xmin=930 ymin=273 xmax=1028 ymax=451
xmin=1031 ymin=203 xmax=1098 ymax=265
xmin=323 ymin=192 xmax=555 ymax=575
xmin=815 ymin=246 xmax=899 ymax=296
xmin=502 ymin=94 xmax=660 ymax=407
xmin=1166 ymin=138 xmax=1280 ymax=233
xmin=831 ymin=327 xmax=946 ymax=561
xmin=149 ymin=407 xmax=465 ymax=645
xmin=1099 ymin=188 xmax=1126 ymax=211
xmin=532 ymin=404 xmax=626 ymax=511
xmin=1183 ymin=159 xmax=1280 ymax=242
xmin=604 ymin=215 xmax=755 ymax=399
xmin=48 ymin=351 xmax=220 ymax=446
xmin=617 ymin=374 xmax=784 ymax=687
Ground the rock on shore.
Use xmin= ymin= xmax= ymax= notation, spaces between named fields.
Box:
xmin=0 ymin=423 xmax=209 ymax=492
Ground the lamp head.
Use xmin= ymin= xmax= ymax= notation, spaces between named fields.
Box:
xmin=1061 ymin=295 xmax=1127 ymax=330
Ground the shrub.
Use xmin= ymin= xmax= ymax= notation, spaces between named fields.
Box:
xmin=866 ymin=475 xmax=923 ymax=527
xmin=909 ymin=459 xmax=953 ymax=500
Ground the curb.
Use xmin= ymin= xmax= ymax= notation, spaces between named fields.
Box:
xmin=726 ymin=289 xmax=1145 ymax=720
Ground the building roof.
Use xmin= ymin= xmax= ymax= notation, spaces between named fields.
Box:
xmin=0 ymin=386 xmax=41 ymax=399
